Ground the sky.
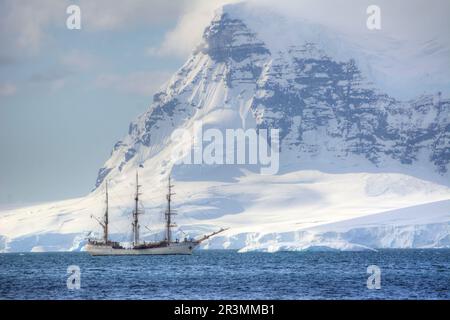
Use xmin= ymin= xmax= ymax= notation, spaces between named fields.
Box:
xmin=0 ymin=0 xmax=449 ymax=206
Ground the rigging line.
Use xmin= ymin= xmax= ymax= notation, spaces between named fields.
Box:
xmin=104 ymin=201 xmax=131 ymax=233
xmin=138 ymin=191 xmax=165 ymax=223
xmin=178 ymin=227 xmax=189 ymax=237
xmin=139 ymin=195 xmax=167 ymax=205
xmin=109 ymin=221 xmax=132 ymax=242
xmin=106 ymin=181 xmax=168 ymax=236
xmin=105 ymin=221 xmax=126 ymax=236
xmin=143 ymin=208 xmax=166 ymax=229
xmin=166 ymin=188 xmax=192 ymax=206
xmin=110 ymin=180 xmax=161 ymax=203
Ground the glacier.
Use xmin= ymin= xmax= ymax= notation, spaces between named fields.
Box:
xmin=0 ymin=2 xmax=449 ymax=253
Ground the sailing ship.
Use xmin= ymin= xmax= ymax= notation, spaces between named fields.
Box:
xmin=85 ymin=173 xmax=227 ymax=256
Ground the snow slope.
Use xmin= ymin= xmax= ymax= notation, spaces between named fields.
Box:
xmin=1 ymin=170 xmax=449 ymax=252
xmin=1 ymin=2 xmax=449 ymax=252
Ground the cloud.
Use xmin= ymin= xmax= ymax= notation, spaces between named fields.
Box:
xmin=1 ymin=0 xmax=448 ymax=71
xmin=147 ymin=0 xmax=450 ymax=58
xmin=0 ymin=0 xmax=69 ymax=56
xmin=0 ymin=83 xmax=17 ymax=96
xmin=28 ymin=68 xmax=73 ymax=92
xmin=0 ymin=55 xmax=18 ymax=67
xmin=60 ymin=50 xmax=98 ymax=71
xmin=1 ymin=0 xmax=448 ymax=58
xmin=78 ymin=0 xmax=190 ymax=31
xmin=28 ymin=49 xmax=99 ymax=91
xmin=29 ymin=69 xmax=71 ymax=82
xmin=0 ymin=0 xmax=190 ymax=59
xmin=95 ymin=71 xmax=172 ymax=96
xmin=148 ymin=0 xmax=235 ymax=58
xmin=250 ymin=0 xmax=450 ymax=43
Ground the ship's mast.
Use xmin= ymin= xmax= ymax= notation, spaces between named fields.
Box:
xmin=104 ymin=181 xmax=109 ymax=243
xmin=132 ymin=171 xmax=141 ymax=246
xmin=165 ymin=176 xmax=176 ymax=244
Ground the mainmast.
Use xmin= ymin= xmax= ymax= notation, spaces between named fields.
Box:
xmin=104 ymin=181 xmax=109 ymax=243
xmin=132 ymin=171 xmax=141 ymax=246
xmin=89 ymin=181 xmax=109 ymax=244
xmin=165 ymin=176 xmax=176 ymax=244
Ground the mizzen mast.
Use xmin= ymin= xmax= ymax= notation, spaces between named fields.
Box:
xmin=165 ymin=176 xmax=177 ymax=244
xmin=104 ymin=181 xmax=109 ymax=243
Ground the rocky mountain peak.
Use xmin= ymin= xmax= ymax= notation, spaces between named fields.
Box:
xmin=94 ymin=4 xmax=450 ymax=189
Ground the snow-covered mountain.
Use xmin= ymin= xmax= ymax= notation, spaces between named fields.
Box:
xmin=96 ymin=4 xmax=450 ymax=186
xmin=1 ymin=3 xmax=449 ymax=252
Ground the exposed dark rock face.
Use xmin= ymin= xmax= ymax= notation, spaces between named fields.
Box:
xmin=94 ymin=12 xmax=449 ymax=188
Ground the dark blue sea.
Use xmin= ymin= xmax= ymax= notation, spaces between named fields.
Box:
xmin=0 ymin=250 xmax=449 ymax=300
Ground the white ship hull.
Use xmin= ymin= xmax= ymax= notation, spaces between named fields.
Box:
xmin=85 ymin=241 xmax=198 ymax=256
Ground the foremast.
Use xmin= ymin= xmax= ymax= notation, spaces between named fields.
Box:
xmin=90 ymin=181 xmax=109 ymax=244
